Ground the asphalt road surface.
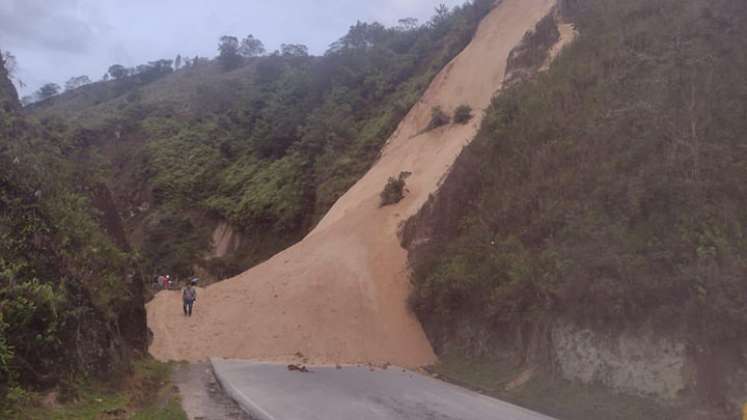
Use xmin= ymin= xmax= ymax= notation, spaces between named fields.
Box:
xmin=211 ymin=359 xmax=556 ymax=420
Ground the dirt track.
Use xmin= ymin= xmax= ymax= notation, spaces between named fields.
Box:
xmin=147 ymin=0 xmax=557 ymax=368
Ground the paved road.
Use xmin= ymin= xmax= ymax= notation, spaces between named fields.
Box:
xmin=211 ymin=359 xmax=556 ymax=420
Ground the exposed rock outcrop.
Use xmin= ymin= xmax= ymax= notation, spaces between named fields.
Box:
xmin=552 ymin=323 xmax=688 ymax=400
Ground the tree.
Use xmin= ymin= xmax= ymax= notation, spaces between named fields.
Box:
xmin=108 ymin=64 xmax=128 ymax=80
xmin=148 ymin=59 xmax=173 ymax=73
xmin=380 ymin=171 xmax=411 ymax=206
xmin=453 ymin=104 xmax=473 ymax=124
xmin=134 ymin=64 xmax=149 ymax=75
xmin=1 ymin=51 xmax=16 ymax=77
xmin=174 ymin=54 xmax=182 ymax=70
xmin=397 ymin=17 xmax=419 ymax=31
xmin=218 ymin=35 xmax=242 ymax=69
xmin=2 ymin=51 xmax=24 ymax=90
xmin=336 ymin=22 xmax=387 ymax=50
xmin=431 ymin=3 xmax=451 ymax=28
xmin=239 ymin=35 xmax=265 ymax=57
xmin=36 ymin=83 xmax=60 ymax=100
xmin=130 ymin=59 xmax=173 ymax=83
xmin=426 ymin=106 xmax=450 ymax=130
xmin=280 ymin=43 xmax=309 ymax=57
xmin=64 ymin=75 xmax=91 ymax=91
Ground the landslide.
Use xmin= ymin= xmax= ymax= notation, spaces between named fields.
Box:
xmin=29 ymin=2 xmax=497 ymax=282
xmin=147 ymin=0 xmax=558 ymax=367
xmin=407 ymin=0 xmax=747 ymax=417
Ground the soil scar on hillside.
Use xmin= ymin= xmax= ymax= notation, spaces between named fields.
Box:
xmin=147 ymin=0 xmax=557 ymax=368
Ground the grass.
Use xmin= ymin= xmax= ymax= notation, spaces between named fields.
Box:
xmin=131 ymin=399 xmax=186 ymax=420
xmin=8 ymin=358 xmax=187 ymax=420
xmin=430 ymin=351 xmax=681 ymax=420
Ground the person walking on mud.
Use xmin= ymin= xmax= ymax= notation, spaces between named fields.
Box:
xmin=182 ymin=278 xmax=198 ymax=317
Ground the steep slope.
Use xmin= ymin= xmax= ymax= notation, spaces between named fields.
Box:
xmin=29 ymin=5 xmax=494 ymax=283
xmin=0 ymin=55 xmax=146 ymax=403
xmin=148 ymin=0 xmax=557 ymax=367
xmin=407 ymin=0 xmax=747 ymax=417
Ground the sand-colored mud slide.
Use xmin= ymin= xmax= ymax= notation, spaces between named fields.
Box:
xmin=148 ymin=0 xmax=557 ymax=368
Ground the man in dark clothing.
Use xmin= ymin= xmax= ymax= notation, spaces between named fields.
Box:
xmin=182 ymin=279 xmax=198 ymax=316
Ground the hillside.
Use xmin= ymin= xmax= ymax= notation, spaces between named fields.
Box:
xmin=147 ymin=0 xmax=558 ymax=367
xmin=29 ymin=2 xmax=497 ymax=282
xmin=0 ymin=55 xmax=146 ymax=411
xmin=5 ymin=0 xmax=746 ymax=418
xmin=3 ymin=2 xmax=500 ymax=412
xmin=406 ymin=0 xmax=747 ymax=418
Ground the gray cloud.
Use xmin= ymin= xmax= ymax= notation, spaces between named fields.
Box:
xmin=0 ymin=0 xmax=108 ymax=54
xmin=1 ymin=0 xmax=464 ymax=95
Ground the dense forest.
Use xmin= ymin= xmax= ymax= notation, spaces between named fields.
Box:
xmin=29 ymin=0 xmax=495 ymax=281
xmin=408 ymin=0 xmax=747 ymax=416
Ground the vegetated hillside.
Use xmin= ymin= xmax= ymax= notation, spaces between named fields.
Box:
xmin=407 ymin=0 xmax=746 ymax=418
xmin=31 ymin=1 xmax=496 ymax=281
xmin=0 ymin=55 xmax=146 ymax=410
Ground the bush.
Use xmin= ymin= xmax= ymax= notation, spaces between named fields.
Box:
xmin=453 ymin=104 xmax=473 ymax=124
xmin=426 ymin=106 xmax=450 ymax=130
xmin=380 ymin=171 xmax=411 ymax=206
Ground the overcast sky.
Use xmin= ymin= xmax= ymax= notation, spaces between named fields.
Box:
xmin=0 ymin=0 xmax=466 ymax=97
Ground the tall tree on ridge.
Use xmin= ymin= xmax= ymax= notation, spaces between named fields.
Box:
xmin=240 ymin=35 xmax=265 ymax=57
xmin=218 ymin=36 xmax=242 ymax=70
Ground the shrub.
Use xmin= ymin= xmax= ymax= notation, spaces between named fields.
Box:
xmin=380 ymin=171 xmax=411 ymax=206
xmin=453 ymin=104 xmax=473 ymax=124
xmin=426 ymin=106 xmax=450 ymax=130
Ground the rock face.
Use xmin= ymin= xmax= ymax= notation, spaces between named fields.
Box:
xmin=552 ymin=324 xmax=687 ymax=400
xmin=211 ymin=223 xmax=242 ymax=258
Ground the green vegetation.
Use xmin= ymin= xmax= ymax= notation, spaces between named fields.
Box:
xmin=411 ymin=0 xmax=747 ymax=409
xmin=427 ymin=105 xmax=451 ymax=130
xmin=0 ymin=54 xmax=145 ymax=407
xmin=217 ymin=36 xmax=243 ymax=70
xmin=431 ymin=352 xmax=679 ymax=420
xmin=37 ymin=83 xmax=61 ymax=100
xmin=5 ymin=358 xmax=186 ymax=420
xmin=413 ymin=0 xmax=747 ymax=340
xmin=380 ymin=172 xmax=411 ymax=207
xmin=31 ymin=1 xmax=497 ymax=280
xmin=453 ymin=104 xmax=473 ymax=124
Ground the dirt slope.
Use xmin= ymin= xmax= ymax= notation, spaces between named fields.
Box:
xmin=147 ymin=0 xmax=556 ymax=368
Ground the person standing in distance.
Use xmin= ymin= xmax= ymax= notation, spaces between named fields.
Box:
xmin=182 ymin=278 xmax=198 ymax=317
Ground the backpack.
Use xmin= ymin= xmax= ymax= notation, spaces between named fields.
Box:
xmin=183 ymin=286 xmax=195 ymax=301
